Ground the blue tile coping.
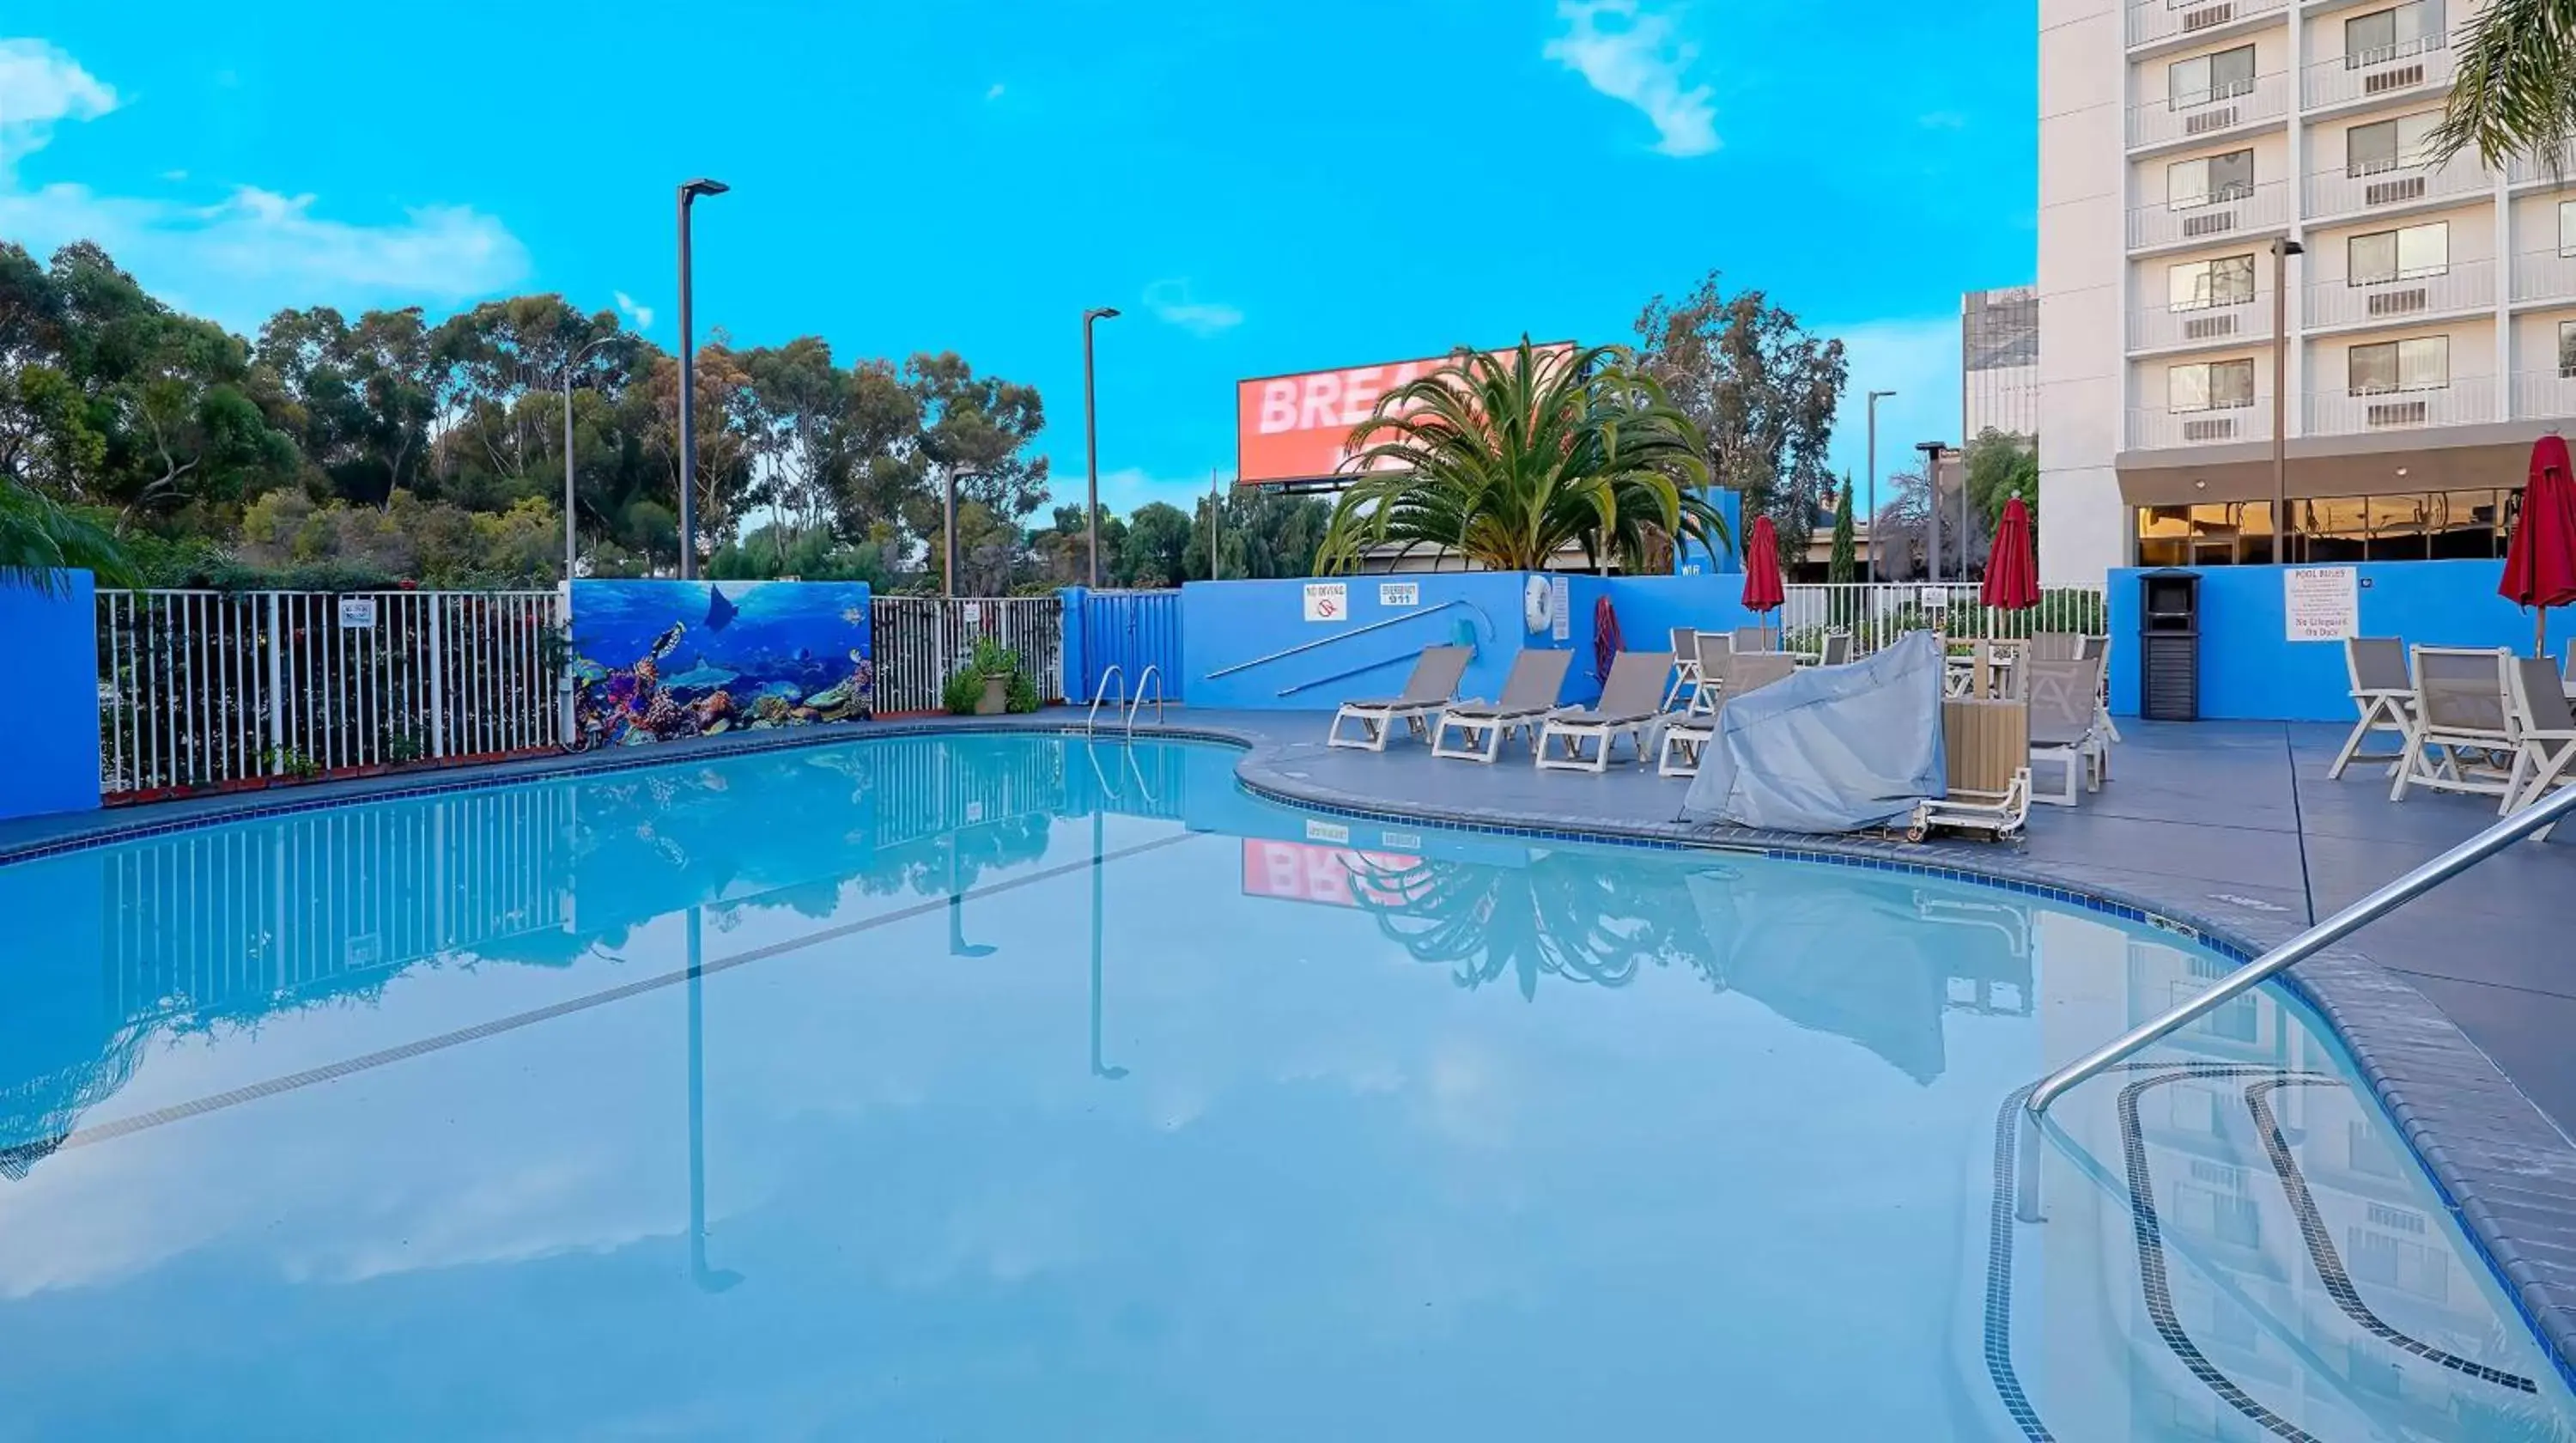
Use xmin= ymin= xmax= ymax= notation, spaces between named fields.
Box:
xmin=5 ymin=708 xmax=2574 ymax=1389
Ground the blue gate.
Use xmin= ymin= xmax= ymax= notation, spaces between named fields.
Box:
xmin=1068 ymin=589 xmax=1183 ymax=704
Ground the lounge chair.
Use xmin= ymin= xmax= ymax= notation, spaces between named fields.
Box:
xmin=1431 ymin=648 xmax=1574 ymax=763
xmin=2027 ymin=632 xmax=2083 ymax=663
xmin=1658 ymin=652 xmax=1797 ymax=778
xmin=1326 ymin=645 xmax=1473 ymax=752
xmin=2327 ymin=636 xmax=2415 ymax=780
xmin=2505 ymin=655 xmax=2576 ymax=837
xmin=2391 ymin=646 xmax=2517 ymax=803
xmin=2027 ymin=656 xmax=2106 ymax=807
xmin=1733 ymin=625 xmax=1771 ymax=656
xmin=2088 ymin=635 xmax=2121 ymax=743
xmin=1686 ymin=632 xmax=1735 ymax=714
xmin=1535 ymin=650 xmax=1676 ymax=772
xmin=1819 ymin=630 xmax=1852 ymax=667
xmin=1661 ymin=628 xmax=1703 ymax=711
xmin=1911 ymin=697 xmax=2032 ymax=840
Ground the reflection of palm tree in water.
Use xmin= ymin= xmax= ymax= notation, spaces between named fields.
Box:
xmin=0 ymin=1024 xmax=149 ymax=1180
xmin=1344 ymin=853 xmax=1723 ymax=1000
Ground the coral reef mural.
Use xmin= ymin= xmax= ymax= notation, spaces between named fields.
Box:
xmin=569 ymin=581 xmax=872 ymax=746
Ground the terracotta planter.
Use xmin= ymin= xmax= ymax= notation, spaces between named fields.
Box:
xmin=976 ymin=673 xmax=1011 ymax=715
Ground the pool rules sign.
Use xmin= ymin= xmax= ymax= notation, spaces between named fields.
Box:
xmin=2283 ymin=566 xmax=2357 ymax=642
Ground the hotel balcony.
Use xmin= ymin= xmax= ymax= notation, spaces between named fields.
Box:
xmin=2512 ymin=371 xmax=2576 ymax=421
xmin=2306 ymin=375 xmax=2499 ymax=436
xmin=2304 ymin=259 xmax=2495 ymax=331
xmin=2305 ymin=156 xmax=2492 ymax=221
xmin=2301 ymin=39 xmax=2454 ymax=113
xmin=2128 ymin=0 xmax=2287 ymax=49
xmin=2130 ymin=180 xmax=2293 ymax=252
xmin=2510 ymin=249 xmax=2576 ymax=306
xmin=2129 ymin=71 xmax=2290 ymax=150
xmin=2506 ymin=144 xmax=2576 ymax=186
xmin=2129 ymin=402 xmax=2274 ymax=449
xmin=2130 ymin=293 xmax=2269 ymax=352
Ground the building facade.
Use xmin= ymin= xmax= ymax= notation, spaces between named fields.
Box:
xmin=1965 ymin=285 xmax=2042 ymax=441
xmin=2038 ymin=0 xmax=2566 ymax=583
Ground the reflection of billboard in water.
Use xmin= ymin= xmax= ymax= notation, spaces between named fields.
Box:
xmin=1235 ymin=342 xmax=1579 ymax=486
xmin=1239 ymin=841 xmax=1425 ymax=909
xmin=570 ymin=581 xmax=873 ymax=747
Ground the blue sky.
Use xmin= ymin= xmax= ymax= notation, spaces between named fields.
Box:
xmin=0 ymin=0 xmax=2035 ymax=515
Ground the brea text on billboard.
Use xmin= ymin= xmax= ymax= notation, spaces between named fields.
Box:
xmin=1234 ymin=342 xmax=1576 ymax=486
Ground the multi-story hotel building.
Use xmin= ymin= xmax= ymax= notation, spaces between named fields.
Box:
xmin=2038 ymin=0 xmax=2567 ymax=583
xmin=1965 ymin=285 xmax=2043 ymax=441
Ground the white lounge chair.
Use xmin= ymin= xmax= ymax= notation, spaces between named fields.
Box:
xmin=1658 ymin=652 xmax=1797 ymax=778
xmin=1327 ymin=645 xmax=1473 ymax=752
xmin=1431 ymin=648 xmax=1574 ymax=763
xmin=1661 ymin=628 xmax=1703 ymax=711
xmin=1911 ymin=697 xmax=2032 ymax=841
xmin=2027 ymin=656 xmax=2107 ymax=807
xmin=2506 ymin=655 xmax=2576 ymax=837
xmin=2391 ymin=646 xmax=2517 ymax=803
xmin=2327 ymin=636 xmax=2415 ymax=780
xmin=1732 ymin=625 xmax=1771 ymax=657
xmin=1686 ymin=631 xmax=1734 ymax=713
xmin=1535 ymin=650 xmax=1676 ymax=772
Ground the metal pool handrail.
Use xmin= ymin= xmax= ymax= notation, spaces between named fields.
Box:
xmin=2026 ymin=781 xmax=2576 ymax=1118
xmin=1202 ymin=600 xmax=1485 ymax=680
xmin=1125 ymin=666 xmax=1165 ymax=734
xmin=1085 ymin=666 xmax=1127 ymax=736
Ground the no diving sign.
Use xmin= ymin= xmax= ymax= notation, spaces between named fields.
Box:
xmin=1303 ymin=581 xmax=1346 ymax=622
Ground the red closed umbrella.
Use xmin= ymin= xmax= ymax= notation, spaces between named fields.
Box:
xmin=1592 ymin=594 xmax=1622 ymax=683
xmin=2502 ymin=434 xmax=2576 ymax=657
xmin=1983 ymin=495 xmax=2040 ymax=612
xmin=1741 ymin=514 xmax=1785 ymax=648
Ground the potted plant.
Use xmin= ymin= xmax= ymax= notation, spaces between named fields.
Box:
xmin=946 ymin=637 xmax=1030 ymax=716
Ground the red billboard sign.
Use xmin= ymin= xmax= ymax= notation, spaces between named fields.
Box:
xmin=1235 ymin=342 xmax=1577 ymax=486
xmin=1239 ymin=840 xmax=1425 ymax=909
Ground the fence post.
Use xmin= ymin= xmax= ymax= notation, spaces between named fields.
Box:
xmin=428 ymin=597 xmax=449 ymax=760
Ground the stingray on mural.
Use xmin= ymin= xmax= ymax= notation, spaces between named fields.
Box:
xmin=570 ymin=580 xmax=873 ymax=746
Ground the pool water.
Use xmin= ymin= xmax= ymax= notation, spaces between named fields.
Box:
xmin=0 ymin=733 xmax=2567 ymax=1440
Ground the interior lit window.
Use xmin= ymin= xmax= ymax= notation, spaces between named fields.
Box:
xmin=2168 ymin=255 xmax=2257 ymax=310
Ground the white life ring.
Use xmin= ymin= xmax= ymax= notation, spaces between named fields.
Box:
xmin=1523 ymin=574 xmax=1554 ymax=635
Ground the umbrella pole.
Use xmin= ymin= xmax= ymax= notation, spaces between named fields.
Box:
xmin=2542 ymin=606 xmax=2550 ymax=662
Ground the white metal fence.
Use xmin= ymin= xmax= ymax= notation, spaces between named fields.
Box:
xmin=98 ymin=589 xmax=562 ymax=799
xmin=869 ymin=596 xmax=1066 ymax=715
xmin=1775 ymin=583 xmax=2110 ymax=658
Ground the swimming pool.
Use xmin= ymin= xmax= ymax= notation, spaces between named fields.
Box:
xmin=0 ymin=731 xmax=2567 ymax=1440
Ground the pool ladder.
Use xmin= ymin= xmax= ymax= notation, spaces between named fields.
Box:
xmin=1084 ymin=665 xmax=1165 ymax=739
xmin=2026 ymin=781 xmax=2576 ymax=1117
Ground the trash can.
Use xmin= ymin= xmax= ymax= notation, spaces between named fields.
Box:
xmin=2139 ymin=569 xmax=2200 ymax=722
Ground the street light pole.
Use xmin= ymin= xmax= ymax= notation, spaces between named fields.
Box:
xmin=1083 ymin=307 xmax=1121 ymax=588
xmin=1866 ymin=390 xmax=1896 ymax=584
xmin=2270 ymin=237 xmax=2304 ymax=565
xmin=1918 ymin=441 xmax=1948 ymax=585
xmin=676 ymin=178 xmax=729 ymax=580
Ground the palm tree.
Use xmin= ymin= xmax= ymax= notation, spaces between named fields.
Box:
xmin=2430 ymin=0 xmax=2576 ymax=168
xmin=1315 ymin=340 xmax=1726 ymax=575
xmin=0 ymin=479 xmax=135 ymax=595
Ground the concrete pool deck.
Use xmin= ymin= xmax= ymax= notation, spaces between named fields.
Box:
xmin=5 ymin=707 xmax=2574 ymax=1374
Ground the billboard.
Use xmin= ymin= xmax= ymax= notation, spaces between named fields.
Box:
xmin=1235 ymin=342 xmax=1578 ymax=487
xmin=1239 ymin=840 xmax=1425 ymax=910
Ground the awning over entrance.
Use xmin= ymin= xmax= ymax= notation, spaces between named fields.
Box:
xmin=2115 ymin=420 xmax=2551 ymax=508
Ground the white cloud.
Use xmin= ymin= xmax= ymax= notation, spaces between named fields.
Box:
xmin=1818 ymin=314 xmax=1963 ymax=488
xmin=0 ymin=38 xmax=118 ymax=171
xmin=0 ymin=40 xmax=528 ymax=332
xmin=985 ymin=82 xmax=1005 ymax=101
xmin=1141 ymin=277 xmax=1242 ymax=338
xmin=1543 ymin=1 xmax=1717 ymax=158
xmin=613 ymin=289 xmax=654 ymax=332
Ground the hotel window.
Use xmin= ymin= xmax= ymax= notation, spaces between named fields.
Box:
xmin=2168 ymin=149 xmax=2255 ymax=210
xmin=2168 ymin=358 xmax=2257 ymax=411
xmin=2170 ymin=45 xmax=2257 ymax=108
xmin=2345 ymin=1 xmax=2439 ymax=66
xmin=2348 ymin=222 xmax=2447 ymax=283
xmin=2348 ymin=112 xmax=2440 ymax=175
xmin=2168 ymin=254 xmax=2257 ymax=310
xmin=2348 ymin=335 xmax=2448 ymax=393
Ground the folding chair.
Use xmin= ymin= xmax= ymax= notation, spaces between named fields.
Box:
xmin=1661 ymin=628 xmax=1702 ymax=712
xmin=2027 ymin=656 xmax=2106 ymax=807
xmin=2327 ymin=636 xmax=2414 ymax=781
xmin=1686 ymin=632 xmax=1735 ymax=714
xmin=2506 ymin=655 xmax=2576 ymax=837
xmin=2391 ymin=647 xmax=2517 ymax=803
xmin=1326 ymin=645 xmax=1473 ymax=752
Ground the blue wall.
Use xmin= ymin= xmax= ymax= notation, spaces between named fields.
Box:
xmin=2 ymin=572 xmax=102 ymax=822
xmin=1674 ymin=489 xmax=1747 ymax=576
xmin=2106 ymin=560 xmax=2575 ymax=722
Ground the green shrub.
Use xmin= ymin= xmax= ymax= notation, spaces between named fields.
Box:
xmin=942 ymin=667 xmax=986 ymax=715
xmin=1005 ymin=668 xmax=1040 ymax=713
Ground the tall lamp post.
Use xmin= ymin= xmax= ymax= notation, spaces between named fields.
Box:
xmin=676 ymin=178 xmax=729 ymax=580
xmin=556 ymin=333 xmax=627 ymax=585
xmin=2269 ymin=237 xmax=2304 ymax=565
xmin=1918 ymin=441 xmax=1948 ymax=584
xmin=943 ymin=464 xmax=983 ymax=599
xmin=1082 ymin=307 xmax=1121 ymax=587
xmin=1866 ymin=389 xmax=1897 ymax=584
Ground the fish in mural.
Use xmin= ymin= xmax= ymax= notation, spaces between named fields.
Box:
xmin=706 ymin=586 xmax=739 ymax=632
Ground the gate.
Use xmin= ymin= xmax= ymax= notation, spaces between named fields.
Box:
xmin=1071 ymin=589 xmax=1182 ymax=703
xmin=868 ymin=596 xmax=1066 ymax=715
xmin=97 ymin=589 xmax=562 ymax=801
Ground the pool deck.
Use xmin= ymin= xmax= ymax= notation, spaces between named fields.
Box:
xmin=6 ymin=708 xmax=2576 ymax=1375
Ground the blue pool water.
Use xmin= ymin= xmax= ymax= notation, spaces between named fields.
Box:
xmin=0 ymin=733 xmax=2568 ymax=1440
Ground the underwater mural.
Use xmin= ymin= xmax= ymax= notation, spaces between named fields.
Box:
xmin=568 ymin=581 xmax=873 ymax=746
